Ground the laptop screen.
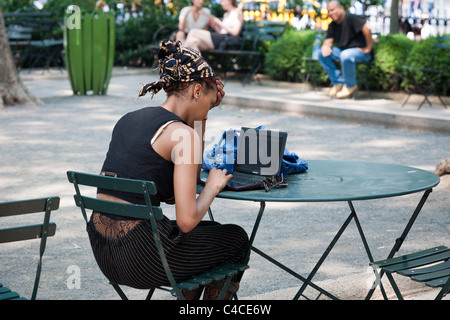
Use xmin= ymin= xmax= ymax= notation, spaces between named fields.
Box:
xmin=235 ymin=127 xmax=287 ymax=176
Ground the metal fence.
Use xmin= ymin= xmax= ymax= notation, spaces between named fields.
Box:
xmin=367 ymin=15 xmax=450 ymax=37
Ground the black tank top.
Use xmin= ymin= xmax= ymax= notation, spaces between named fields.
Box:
xmin=98 ymin=106 xmax=187 ymax=206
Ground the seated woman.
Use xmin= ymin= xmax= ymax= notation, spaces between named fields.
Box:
xmin=176 ymin=0 xmax=211 ymax=43
xmin=88 ymin=40 xmax=249 ymax=300
xmin=184 ymin=0 xmax=243 ymax=51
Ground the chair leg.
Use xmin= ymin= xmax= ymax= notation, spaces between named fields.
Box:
xmin=418 ymin=97 xmax=430 ymax=109
xmin=385 ymin=273 xmax=404 ymax=300
xmin=110 ymin=282 xmax=128 ymax=300
xmin=436 ymin=93 xmax=448 ymax=109
xmin=145 ymin=288 xmax=156 ymax=300
xmin=401 ymin=92 xmax=412 ymax=107
xmin=436 ymin=277 xmax=450 ymax=300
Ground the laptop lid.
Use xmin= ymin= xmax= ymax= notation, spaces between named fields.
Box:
xmin=234 ymin=127 xmax=287 ymax=176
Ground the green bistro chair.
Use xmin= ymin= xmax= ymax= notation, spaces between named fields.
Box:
xmin=370 ymin=246 xmax=450 ymax=300
xmin=401 ymin=36 xmax=450 ymax=109
xmin=0 ymin=197 xmax=59 ymax=300
xmin=66 ymin=171 xmax=248 ymax=300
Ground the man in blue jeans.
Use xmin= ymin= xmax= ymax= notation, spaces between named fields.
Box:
xmin=319 ymin=1 xmax=373 ymax=99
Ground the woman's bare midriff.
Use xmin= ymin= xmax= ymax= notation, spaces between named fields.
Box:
xmin=92 ymin=193 xmax=141 ymax=238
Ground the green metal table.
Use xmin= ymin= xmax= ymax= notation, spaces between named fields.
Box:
xmin=198 ymin=160 xmax=440 ymax=299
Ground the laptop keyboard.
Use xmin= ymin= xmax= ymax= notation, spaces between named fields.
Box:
xmin=229 ymin=172 xmax=264 ymax=186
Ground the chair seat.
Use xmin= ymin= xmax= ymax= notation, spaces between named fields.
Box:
xmin=426 ymin=276 xmax=450 ymax=288
xmin=399 ymin=260 xmax=450 ymax=277
xmin=371 ymin=246 xmax=448 ymax=269
xmin=176 ymin=263 xmax=249 ymax=291
xmin=0 ymin=283 xmax=23 ymax=300
xmin=370 ymin=246 xmax=450 ymax=299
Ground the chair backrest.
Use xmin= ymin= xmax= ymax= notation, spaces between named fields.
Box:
xmin=435 ymin=38 xmax=450 ymax=69
xmin=3 ymin=12 xmax=57 ymax=40
xmin=66 ymin=171 xmax=163 ymax=223
xmin=0 ymin=196 xmax=59 ymax=300
xmin=66 ymin=171 xmax=179 ymax=292
xmin=242 ymin=22 xmax=285 ymax=51
xmin=429 ymin=36 xmax=450 ymax=69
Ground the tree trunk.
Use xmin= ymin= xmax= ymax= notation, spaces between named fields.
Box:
xmin=0 ymin=6 xmax=41 ymax=109
xmin=390 ymin=0 xmax=399 ymax=34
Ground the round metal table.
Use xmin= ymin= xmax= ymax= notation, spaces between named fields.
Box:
xmin=198 ymin=160 xmax=440 ymax=299
xmin=203 ymin=160 xmax=439 ymax=202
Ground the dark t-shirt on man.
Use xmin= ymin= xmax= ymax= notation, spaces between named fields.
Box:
xmin=326 ymin=13 xmax=367 ymax=50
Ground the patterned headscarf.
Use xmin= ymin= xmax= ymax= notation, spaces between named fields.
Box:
xmin=138 ymin=40 xmax=216 ymax=97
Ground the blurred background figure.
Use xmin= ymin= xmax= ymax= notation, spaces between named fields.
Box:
xmin=184 ymin=0 xmax=243 ymax=51
xmin=176 ymin=0 xmax=211 ymax=43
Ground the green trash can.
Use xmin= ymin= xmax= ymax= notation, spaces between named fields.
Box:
xmin=64 ymin=11 xmax=115 ymax=95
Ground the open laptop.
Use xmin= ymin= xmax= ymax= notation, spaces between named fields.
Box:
xmin=224 ymin=127 xmax=288 ymax=191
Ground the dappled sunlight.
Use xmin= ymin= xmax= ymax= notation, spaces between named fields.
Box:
xmin=1 ymin=78 xmax=449 ymax=300
xmin=354 ymin=138 xmax=411 ymax=148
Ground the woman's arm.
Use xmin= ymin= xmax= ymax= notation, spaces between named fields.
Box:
xmin=178 ymin=7 xmax=190 ymax=31
xmin=197 ymin=119 xmax=206 ymax=181
xmin=213 ymin=9 xmax=243 ymax=36
xmin=170 ymin=124 xmax=231 ymax=232
xmin=152 ymin=80 xmax=226 ymax=233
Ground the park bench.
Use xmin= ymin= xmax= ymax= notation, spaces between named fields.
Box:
xmin=201 ymin=21 xmax=285 ymax=85
xmin=4 ymin=12 xmax=63 ymax=71
xmin=148 ymin=25 xmax=179 ymax=68
xmin=0 ymin=197 xmax=59 ymax=300
xmin=148 ymin=21 xmax=285 ymax=85
xmin=67 ymin=171 xmax=248 ymax=300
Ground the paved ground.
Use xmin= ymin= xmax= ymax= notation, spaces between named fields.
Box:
xmin=0 ymin=68 xmax=448 ymax=300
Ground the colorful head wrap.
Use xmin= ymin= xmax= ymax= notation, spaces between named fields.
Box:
xmin=138 ymin=40 xmax=216 ymax=97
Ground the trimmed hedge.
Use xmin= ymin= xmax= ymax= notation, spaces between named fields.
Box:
xmin=371 ymin=33 xmax=415 ymax=91
xmin=401 ymin=36 xmax=450 ymax=93
xmin=264 ymin=29 xmax=317 ymax=81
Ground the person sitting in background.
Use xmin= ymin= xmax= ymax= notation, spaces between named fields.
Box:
xmin=184 ymin=0 xmax=243 ymax=51
xmin=176 ymin=0 xmax=211 ymax=43
xmin=318 ymin=0 xmax=373 ymax=99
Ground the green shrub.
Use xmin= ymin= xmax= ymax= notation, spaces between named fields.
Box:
xmin=114 ymin=7 xmax=177 ymax=67
xmin=401 ymin=35 xmax=450 ymax=94
xmin=374 ymin=33 xmax=415 ymax=75
xmin=367 ymin=34 xmax=415 ymax=91
xmin=264 ymin=29 xmax=317 ymax=81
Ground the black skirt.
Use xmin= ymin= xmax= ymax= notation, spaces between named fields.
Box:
xmin=211 ymin=32 xmax=242 ymax=50
xmin=87 ymin=214 xmax=249 ymax=289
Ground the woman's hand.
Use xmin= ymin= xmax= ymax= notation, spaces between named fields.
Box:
xmin=208 ymin=16 xmax=220 ymax=33
xmin=205 ymin=168 xmax=232 ymax=195
xmin=214 ymin=79 xmax=225 ymax=107
xmin=213 ymin=17 xmax=222 ymax=27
